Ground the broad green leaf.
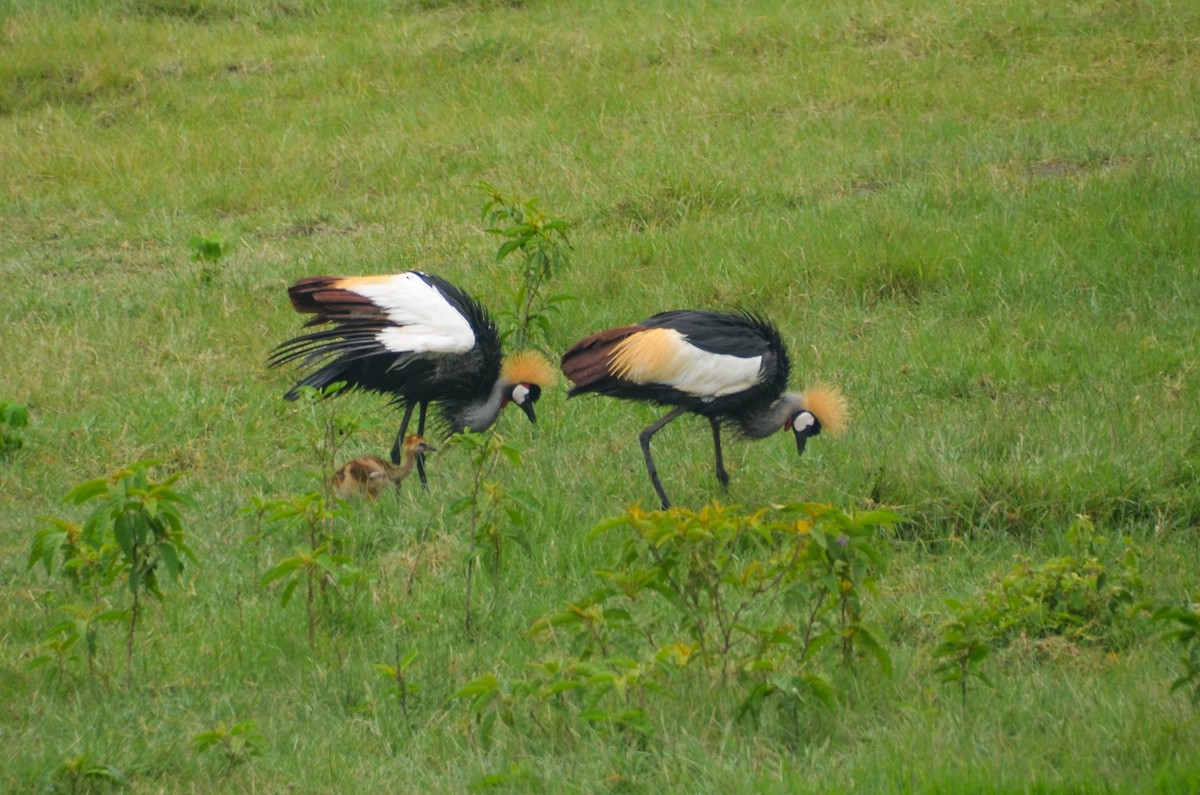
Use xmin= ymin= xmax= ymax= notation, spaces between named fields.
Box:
xmin=261 ymin=558 xmax=303 ymax=586
xmin=546 ymin=680 xmax=584 ymax=695
xmin=452 ymin=674 xmax=499 ymax=700
xmin=967 ymin=643 xmax=991 ymax=663
xmin=279 ymin=578 xmax=299 ymax=607
xmin=851 ymin=509 xmax=908 ymax=529
xmin=113 ymin=513 xmax=136 ymax=558
xmin=496 ymin=239 xmax=523 ymax=262
xmin=158 ymin=542 xmax=182 ymax=581
xmin=499 ymin=444 xmax=522 ymax=466
xmin=65 ymin=478 xmax=109 ymax=505
xmin=855 ymin=625 xmax=893 ymax=675
xmin=28 ymin=522 xmax=69 ymax=573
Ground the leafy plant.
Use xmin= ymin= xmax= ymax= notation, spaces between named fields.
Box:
xmin=261 ymin=542 xmax=356 ymax=647
xmin=192 ymin=720 xmax=265 ymax=772
xmin=478 ymin=182 xmax=574 ymax=349
xmin=240 ymin=494 xmax=285 ymax=571
xmin=453 ymin=656 xmax=659 ymax=746
xmin=40 ymin=753 xmax=127 ymax=793
xmin=449 ymin=431 xmax=533 ymax=633
xmin=932 ymin=598 xmax=995 ymax=709
xmin=187 ymin=233 xmax=227 ymax=263
xmin=456 ymin=502 xmax=902 ymax=741
xmin=254 ymin=489 xmax=369 ymax=646
xmin=34 ymin=461 xmax=195 ymax=683
xmin=29 ymin=516 xmax=113 ymax=598
xmin=0 ymin=398 xmax=28 ymax=458
xmin=262 ymin=491 xmax=341 ymax=552
xmin=984 ymin=517 xmax=1142 ymax=644
xmin=1153 ymin=602 xmax=1200 ymax=706
xmin=931 ymin=517 xmax=1145 ymax=704
xmin=564 ymin=502 xmax=898 ymax=678
xmin=28 ymin=602 xmax=126 ymax=685
xmin=373 ymin=650 xmax=421 ymax=718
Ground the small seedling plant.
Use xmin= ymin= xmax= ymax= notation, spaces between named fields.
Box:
xmin=28 ymin=602 xmax=127 ymax=685
xmin=258 ymin=493 xmax=360 ymax=647
xmin=932 ymin=598 xmax=995 ymax=709
xmin=30 ymin=460 xmax=195 ymax=683
xmin=477 ymin=182 xmax=574 ymax=349
xmin=41 ymin=754 xmax=127 ymax=793
xmin=373 ymin=650 xmax=421 ymax=719
xmin=29 ymin=517 xmax=123 ymax=684
xmin=449 ymin=430 xmax=533 ymax=633
xmin=191 ymin=720 xmax=265 ymax=773
xmin=0 ymin=398 xmax=28 ymax=457
xmin=453 ymin=657 xmax=660 ymax=746
xmin=187 ymin=233 xmax=227 ymax=263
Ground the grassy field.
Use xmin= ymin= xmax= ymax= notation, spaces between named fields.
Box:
xmin=2 ymin=0 xmax=1199 ymax=791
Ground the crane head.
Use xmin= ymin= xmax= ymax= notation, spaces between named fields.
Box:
xmin=509 ymin=383 xmax=542 ymax=424
xmin=787 ymin=410 xmax=822 ymax=456
xmin=781 ymin=385 xmax=848 ymax=457
xmin=501 ymin=351 xmax=554 ymax=425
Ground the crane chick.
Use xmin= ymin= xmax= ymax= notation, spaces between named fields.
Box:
xmin=332 ymin=435 xmax=436 ymax=500
xmin=561 ymin=310 xmax=848 ymax=509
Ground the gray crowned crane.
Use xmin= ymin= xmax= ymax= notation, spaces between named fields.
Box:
xmin=560 ymin=310 xmax=847 ymax=509
xmin=331 ymin=434 xmax=436 ymax=500
xmin=270 ymin=271 xmax=555 ymax=484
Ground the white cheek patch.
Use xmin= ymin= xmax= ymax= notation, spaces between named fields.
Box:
xmin=512 ymin=384 xmax=531 ymax=405
xmin=793 ymin=411 xmax=816 ymax=432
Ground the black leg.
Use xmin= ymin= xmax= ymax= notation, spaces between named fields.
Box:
xmin=415 ymin=402 xmax=429 ymax=486
xmin=709 ymin=417 xmax=730 ymax=491
xmin=638 ymin=407 xmax=688 ymax=510
xmin=390 ymin=403 xmax=416 ymax=465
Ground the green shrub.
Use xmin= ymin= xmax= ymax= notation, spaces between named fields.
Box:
xmin=455 ymin=502 xmax=904 ymax=739
xmin=30 ymin=461 xmax=196 ymax=683
xmin=0 ymin=399 xmax=28 ymax=458
xmin=934 ymin=517 xmax=1145 ymax=705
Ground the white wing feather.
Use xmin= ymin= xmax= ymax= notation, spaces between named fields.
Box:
xmin=619 ymin=329 xmax=762 ymax=398
xmin=670 ymin=340 xmax=763 ymax=397
xmin=346 ymin=273 xmax=475 ymax=354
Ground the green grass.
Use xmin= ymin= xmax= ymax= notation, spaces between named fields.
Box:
xmin=3 ymin=0 xmax=1200 ymax=791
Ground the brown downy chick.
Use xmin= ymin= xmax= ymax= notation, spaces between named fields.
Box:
xmin=331 ymin=435 xmax=436 ymax=500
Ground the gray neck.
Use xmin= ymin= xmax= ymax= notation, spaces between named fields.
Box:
xmin=454 ymin=379 xmax=510 ymax=434
xmin=736 ymin=392 xmax=805 ymax=439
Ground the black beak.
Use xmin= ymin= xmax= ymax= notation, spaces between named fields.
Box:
xmin=795 ymin=429 xmax=810 ymax=457
xmin=518 ymin=400 xmax=537 ymax=424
